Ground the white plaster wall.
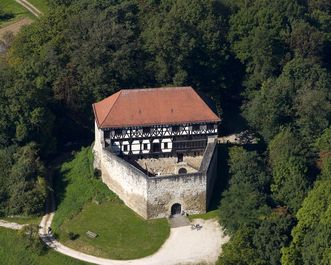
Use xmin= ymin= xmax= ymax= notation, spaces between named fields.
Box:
xmin=142 ymin=139 xmax=150 ymax=154
xmin=131 ymin=140 xmax=140 ymax=154
xmin=161 ymin=138 xmax=172 ymax=153
xmin=93 ymin=122 xmax=103 ymax=169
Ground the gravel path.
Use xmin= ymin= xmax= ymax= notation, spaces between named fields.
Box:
xmin=39 ymin=215 xmax=229 ymax=265
xmin=0 ymin=220 xmax=26 ymax=230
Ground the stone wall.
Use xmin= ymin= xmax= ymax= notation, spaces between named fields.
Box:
xmin=94 ymin=122 xmax=218 ymax=219
xmin=147 ymin=172 xmax=207 ymax=218
xmin=100 ymin=151 xmax=149 ymax=218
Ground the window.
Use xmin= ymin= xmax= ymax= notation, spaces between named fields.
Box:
xmin=207 ymin=124 xmax=215 ymax=130
xmin=172 ymin=126 xmax=180 ymax=132
xmin=164 ymin=142 xmax=168 ymax=149
xmin=123 ymin=144 xmax=128 ymax=152
xmin=177 ymin=153 xmax=183 ymax=163
xmin=143 ymin=143 xmax=148 ymax=150
xmin=152 ymin=143 xmax=161 ymax=152
xmin=192 ymin=124 xmax=200 ymax=131
xmin=115 ymin=129 xmax=122 ymax=135
xmin=143 ymin=127 xmax=151 ymax=134
xmin=104 ymin=130 xmax=110 ymax=138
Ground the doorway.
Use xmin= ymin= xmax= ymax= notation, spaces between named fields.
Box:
xmin=171 ymin=203 xmax=182 ymax=215
xmin=152 ymin=142 xmax=161 ymax=153
xmin=177 ymin=153 xmax=183 ymax=163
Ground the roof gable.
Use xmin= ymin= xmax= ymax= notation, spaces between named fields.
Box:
xmin=93 ymin=86 xmax=220 ymax=128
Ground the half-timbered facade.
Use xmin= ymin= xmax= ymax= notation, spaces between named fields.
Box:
xmin=93 ymin=86 xmax=220 ymax=158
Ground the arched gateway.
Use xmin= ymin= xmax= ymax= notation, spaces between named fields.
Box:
xmin=171 ymin=203 xmax=182 ymax=216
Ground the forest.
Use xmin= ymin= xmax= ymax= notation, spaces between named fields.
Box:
xmin=0 ymin=0 xmax=330 ymax=264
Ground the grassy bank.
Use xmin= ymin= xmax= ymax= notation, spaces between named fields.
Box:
xmin=188 ymin=210 xmax=219 ymax=221
xmin=0 ymin=0 xmax=33 ymax=27
xmin=1 ymin=215 xmax=41 ymax=225
xmin=53 ymin=147 xmax=170 ymax=259
xmin=0 ymin=228 xmax=88 ymax=265
xmin=52 ymin=147 xmax=111 ymax=231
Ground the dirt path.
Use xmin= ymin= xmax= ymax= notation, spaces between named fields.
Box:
xmin=0 ymin=220 xmax=26 ymax=230
xmin=16 ymin=0 xmax=42 ymax=17
xmin=39 ymin=217 xmax=228 ymax=265
xmin=0 ymin=17 xmax=33 ymax=39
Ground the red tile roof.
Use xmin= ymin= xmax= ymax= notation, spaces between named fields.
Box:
xmin=93 ymin=86 xmax=220 ymax=128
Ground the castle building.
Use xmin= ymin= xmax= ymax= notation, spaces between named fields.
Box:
xmin=93 ymin=86 xmax=220 ymax=219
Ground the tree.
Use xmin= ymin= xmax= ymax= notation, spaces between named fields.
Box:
xmin=0 ymin=144 xmax=47 ymax=217
xmin=253 ymin=212 xmax=294 ymax=265
xmin=228 ymin=146 xmax=270 ymax=192
xmin=269 ymin=129 xmax=311 ymax=213
xmin=244 ymin=58 xmax=331 ymax=142
xmin=281 ymin=177 xmax=331 ymax=265
xmin=228 ymin=0 xmax=304 ymax=88
xmin=0 ymin=6 xmax=13 ymax=21
xmin=218 ymin=226 xmax=264 ymax=265
xmin=219 ymin=182 xmax=270 ymax=233
xmin=281 ymin=126 xmax=331 ymax=265
xmin=141 ymin=0 xmax=237 ymax=100
xmin=219 ymin=147 xmax=270 ymax=234
xmin=19 ymin=224 xmax=45 ymax=254
xmin=289 ymin=20 xmax=325 ymax=61
xmin=8 ymin=0 xmax=144 ymax=145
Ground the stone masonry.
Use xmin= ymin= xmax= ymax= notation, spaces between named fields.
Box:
xmin=93 ymin=123 xmax=218 ymax=219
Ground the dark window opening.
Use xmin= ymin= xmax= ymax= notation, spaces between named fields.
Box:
xmin=143 ymin=127 xmax=151 ymax=134
xmin=192 ymin=124 xmax=200 ymax=131
xmin=164 ymin=142 xmax=168 ymax=149
xmin=104 ymin=130 xmax=110 ymax=138
xmin=178 ymin=168 xmax=187 ymax=174
xmin=115 ymin=129 xmax=122 ymax=135
xmin=143 ymin=143 xmax=148 ymax=150
xmin=207 ymin=124 xmax=215 ymax=130
xmin=172 ymin=126 xmax=180 ymax=132
xmin=152 ymin=143 xmax=161 ymax=153
xmin=177 ymin=153 xmax=183 ymax=163
xmin=123 ymin=144 xmax=128 ymax=152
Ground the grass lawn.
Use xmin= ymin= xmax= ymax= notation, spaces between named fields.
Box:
xmin=1 ymin=215 xmax=42 ymax=225
xmin=0 ymin=0 xmax=33 ymax=27
xmin=53 ymin=147 xmax=170 ymax=260
xmin=188 ymin=209 xmax=219 ymax=221
xmin=0 ymin=228 xmax=89 ymax=265
xmin=59 ymin=202 xmax=170 ymax=259
xmin=28 ymin=0 xmax=49 ymax=13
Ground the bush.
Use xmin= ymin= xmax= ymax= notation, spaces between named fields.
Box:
xmin=68 ymin=232 xmax=79 ymax=240
xmin=0 ymin=10 xmax=14 ymax=21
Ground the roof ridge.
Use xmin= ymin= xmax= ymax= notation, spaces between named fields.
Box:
xmin=100 ymin=90 xmax=122 ymax=127
xmin=120 ymin=86 xmax=191 ymax=92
